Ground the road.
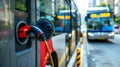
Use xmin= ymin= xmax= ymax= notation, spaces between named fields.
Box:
xmin=86 ymin=34 xmax=120 ymax=67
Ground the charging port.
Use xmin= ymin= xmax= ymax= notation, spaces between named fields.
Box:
xmin=15 ymin=21 xmax=29 ymax=45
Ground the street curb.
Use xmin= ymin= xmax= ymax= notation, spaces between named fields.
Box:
xmin=67 ymin=38 xmax=88 ymax=67
xmin=67 ymin=39 xmax=81 ymax=67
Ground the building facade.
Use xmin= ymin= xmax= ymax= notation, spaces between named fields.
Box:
xmin=95 ymin=0 xmax=120 ymax=16
xmin=96 ymin=0 xmax=104 ymax=6
xmin=88 ymin=0 xmax=96 ymax=7
xmin=115 ymin=0 xmax=120 ymax=16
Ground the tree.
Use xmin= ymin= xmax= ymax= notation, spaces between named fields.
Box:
xmin=97 ymin=2 xmax=106 ymax=7
xmin=115 ymin=16 xmax=120 ymax=24
xmin=97 ymin=2 xmax=112 ymax=10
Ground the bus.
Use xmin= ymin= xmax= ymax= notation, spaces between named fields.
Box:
xmin=55 ymin=9 xmax=81 ymax=63
xmin=85 ymin=7 xmax=115 ymax=40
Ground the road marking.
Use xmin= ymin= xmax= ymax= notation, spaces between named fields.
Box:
xmin=59 ymin=53 xmax=66 ymax=67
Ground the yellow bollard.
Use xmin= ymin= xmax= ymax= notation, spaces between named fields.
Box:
xmin=81 ymin=32 xmax=84 ymax=44
xmin=76 ymin=48 xmax=82 ymax=67
xmin=69 ymin=34 xmax=72 ymax=56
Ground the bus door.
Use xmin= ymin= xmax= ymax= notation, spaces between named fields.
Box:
xmin=14 ymin=0 xmax=39 ymax=67
xmin=0 ymin=0 xmax=39 ymax=67
xmin=0 ymin=0 xmax=12 ymax=67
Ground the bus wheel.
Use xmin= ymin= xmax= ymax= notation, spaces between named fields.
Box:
xmin=46 ymin=52 xmax=58 ymax=67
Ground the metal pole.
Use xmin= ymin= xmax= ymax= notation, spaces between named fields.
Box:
xmin=113 ymin=0 xmax=115 ymax=16
xmin=81 ymin=32 xmax=84 ymax=45
xmin=69 ymin=0 xmax=72 ymax=58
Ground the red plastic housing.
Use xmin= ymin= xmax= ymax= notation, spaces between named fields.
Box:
xmin=18 ymin=25 xmax=31 ymax=38
xmin=40 ymin=38 xmax=54 ymax=67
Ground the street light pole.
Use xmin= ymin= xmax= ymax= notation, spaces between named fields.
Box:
xmin=113 ymin=0 xmax=114 ymax=14
xmin=112 ymin=0 xmax=115 ymax=18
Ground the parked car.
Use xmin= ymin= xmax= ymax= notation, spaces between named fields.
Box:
xmin=114 ymin=24 xmax=120 ymax=34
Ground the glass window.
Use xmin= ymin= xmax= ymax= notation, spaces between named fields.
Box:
xmin=15 ymin=0 xmax=27 ymax=12
xmin=88 ymin=18 xmax=100 ymax=30
xmin=38 ymin=0 xmax=74 ymax=33
xmin=0 ymin=0 xmax=5 ymax=20
xmin=0 ymin=0 xmax=12 ymax=41
xmin=36 ymin=0 xmax=40 ymax=21
xmin=40 ymin=0 xmax=54 ymax=21
xmin=54 ymin=0 xmax=70 ymax=33
xmin=15 ymin=0 xmax=28 ymax=19
xmin=87 ymin=17 xmax=114 ymax=30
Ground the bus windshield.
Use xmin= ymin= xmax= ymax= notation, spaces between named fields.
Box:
xmin=87 ymin=17 xmax=114 ymax=31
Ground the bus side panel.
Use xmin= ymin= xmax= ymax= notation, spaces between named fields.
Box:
xmin=0 ymin=0 xmax=14 ymax=67
xmin=0 ymin=0 xmax=39 ymax=67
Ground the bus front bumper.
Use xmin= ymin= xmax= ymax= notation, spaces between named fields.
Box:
xmin=87 ymin=32 xmax=114 ymax=40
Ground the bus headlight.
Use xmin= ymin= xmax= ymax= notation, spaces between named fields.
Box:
xmin=108 ymin=32 xmax=114 ymax=36
xmin=69 ymin=33 xmax=72 ymax=37
xmin=88 ymin=33 xmax=94 ymax=36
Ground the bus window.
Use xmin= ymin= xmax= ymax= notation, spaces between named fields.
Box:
xmin=104 ymin=19 xmax=110 ymax=26
xmin=88 ymin=18 xmax=100 ymax=30
xmin=40 ymin=0 xmax=54 ymax=21
xmin=55 ymin=20 xmax=64 ymax=32
xmin=0 ymin=0 xmax=11 ymax=40
xmin=15 ymin=0 xmax=27 ymax=12
xmin=15 ymin=0 xmax=28 ymax=18
xmin=54 ymin=1 xmax=70 ymax=33
xmin=36 ymin=0 xmax=40 ymax=21
xmin=0 ymin=0 xmax=5 ymax=20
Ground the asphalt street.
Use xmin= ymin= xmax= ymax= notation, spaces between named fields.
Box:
xmin=51 ymin=33 xmax=120 ymax=67
xmin=86 ymin=34 xmax=120 ymax=67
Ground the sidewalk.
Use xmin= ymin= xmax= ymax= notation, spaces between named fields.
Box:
xmin=67 ymin=37 xmax=88 ymax=67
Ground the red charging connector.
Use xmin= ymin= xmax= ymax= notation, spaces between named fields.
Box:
xmin=18 ymin=25 xmax=44 ymax=40
xmin=18 ymin=25 xmax=31 ymax=39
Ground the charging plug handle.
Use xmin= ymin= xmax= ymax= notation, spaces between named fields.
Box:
xmin=30 ymin=26 xmax=46 ymax=41
xmin=18 ymin=25 xmax=46 ymax=41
